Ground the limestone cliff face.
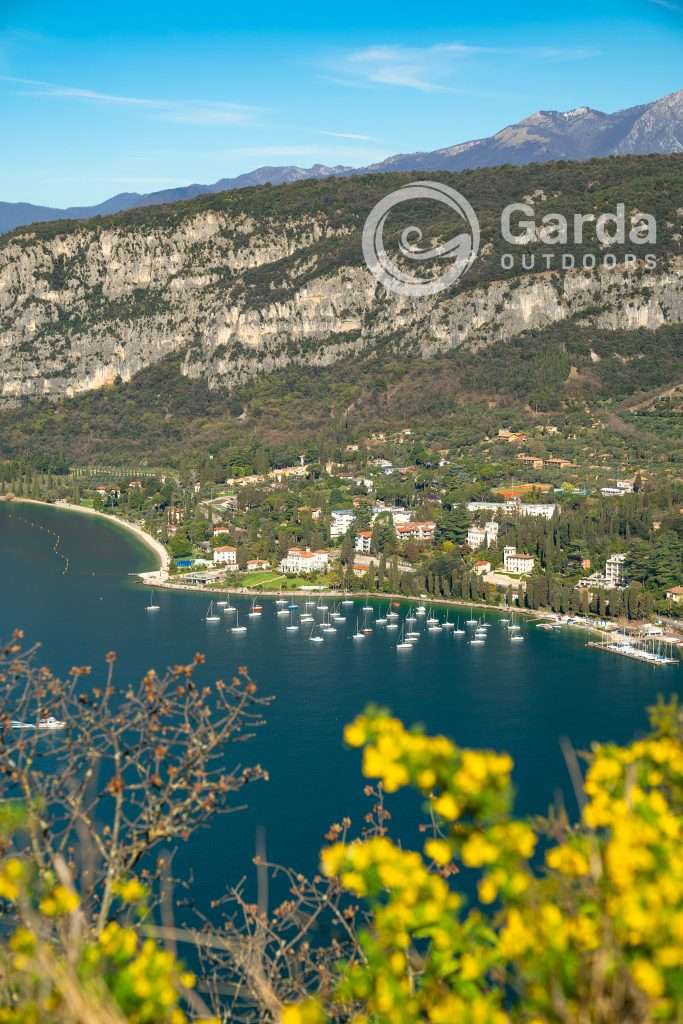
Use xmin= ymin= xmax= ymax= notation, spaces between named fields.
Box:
xmin=1 ymin=203 xmax=681 ymax=404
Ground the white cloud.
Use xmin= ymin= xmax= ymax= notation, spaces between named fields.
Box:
xmin=0 ymin=75 xmax=256 ymax=124
xmin=646 ymin=0 xmax=683 ymax=10
xmin=331 ymin=41 xmax=601 ymax=93
xmin=320 ymin=130 xmax=376 ymax=141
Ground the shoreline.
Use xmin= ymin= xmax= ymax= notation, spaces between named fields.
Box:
xmin=3 ymin=497 xmax=675 ymax=649
xmin=0 ymin=496 xmax=170 ymax=576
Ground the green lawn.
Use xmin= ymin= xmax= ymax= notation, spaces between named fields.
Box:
xmin=239 ymin=571 xmax=286 ymax=588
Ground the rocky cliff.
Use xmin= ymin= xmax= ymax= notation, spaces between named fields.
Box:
xmin=1 ymin=160 xmax=681 ymax=405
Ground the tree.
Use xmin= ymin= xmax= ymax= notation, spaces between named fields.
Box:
xmin=437 ymin=505 xmax=471 ymax=545
xmin=371 ymin=515 xmax=397 ymax=555
xmin=0 ymin=634 xmax=269 ymax=933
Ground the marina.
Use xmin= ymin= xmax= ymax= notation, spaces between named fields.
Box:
xmin=588 ymin=636 xmax=678 ymax=666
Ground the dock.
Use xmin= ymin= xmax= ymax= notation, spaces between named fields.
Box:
xmin=587 ymin=640 xmax=679 ymax=667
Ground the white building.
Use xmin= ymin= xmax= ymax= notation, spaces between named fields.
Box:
xmin=467 ymin=526 xmax=487 ymax=550
xmin=503 ymin=546 xmax=535 ymax=575
xmin=467 ymin=500 xmax=556 ymax=520
xmin=484 ymin=521 xmax=499 ymax=545
xmin=330 ymin=509 xmax=356 ymax=538
xmin=279 ymin=548 xmax=330 ymax=575
xmin=355 ymin=530 xmax=373 ymax=554
xmin=395 ymin=521 xmax=436 ymax=543
xmin=605 ymin=553 xmax=627 ymax=588
xmin=467 ymin=520 xmax=499 ymax=550
xmin=601 ymin=480 xmax=635 ymax=498
xmin=371 ymin=506 xmax=412 ymax=526
xmin=213 ymin=545 xmax=239 ymax=570
xmin=246 ymin=559 xmax=271 ymax=571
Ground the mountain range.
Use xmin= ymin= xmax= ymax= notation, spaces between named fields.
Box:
xmin=1 ymin=88 xmax=681 ymax=235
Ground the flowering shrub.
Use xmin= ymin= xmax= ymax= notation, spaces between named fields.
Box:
xmin=0 ymin=829 xmax=216 ymax=1024
xmin=283 ymin=699 xmax=683 ymax=1024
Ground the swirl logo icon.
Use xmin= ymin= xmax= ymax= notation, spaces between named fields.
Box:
xmin=362 ymin=180 xmax=480 ymax=298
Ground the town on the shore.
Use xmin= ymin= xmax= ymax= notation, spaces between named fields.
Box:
xmin=4 ymin=421 xmax=682 ymax=642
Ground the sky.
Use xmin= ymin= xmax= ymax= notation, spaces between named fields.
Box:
xmin=0 ymin=0 xmax=681 ymax=208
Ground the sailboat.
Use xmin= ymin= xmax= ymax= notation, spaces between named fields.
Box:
xmin=276 ymin=598 xmax=288 ymax=607
xmin=362 ymin=610 xmax=373 ymax=634
xmin=443 ymin=611 xmax=454 ymax=630
xmin=322 ymin=609 xmax=336 ymax=634
xmin=145 ymin=592 xmax=160 ymax=612
xmin=248 ymin=599 xmax=262 ymax=617
xmin=285 ymin=611 xmax=299 ymax=632
xmin=426 ymin=608 xmax=439 ymax=626
xmin=331 ymin=604 xmax=346 ymax=623
xmin=215 ymin=595 xmax=228 ymax=608
xmin=341 ymin=598 xmax=354 ymax=606
xmin=416 ymin=605 xmax=427 ymax=616
xmin=224 ymin=595 xmax=235 ymax=613
xmin=396 ymin=626 xmax=412 ymax=650
xmin=309 ymin=624 xmax=325 ymax=643
xmin=510 ymin=633 xmax=525 ymax=642
xmin=205 ymin=601 xmax=220 ymax=623
xmin=375 ymin=605 xmax=388 ymax=626
xmin=387 ymin=607 xmax=400 ymax=621
xmin=453 ymin=617 xmax=466 ymax=636
xmin=466 ymin=607 xmax=478 ymax=625
xmin=352 ymin=617 xmax=364 ymax=640
xmin=231 ymin=610 xmax=247 ymax=634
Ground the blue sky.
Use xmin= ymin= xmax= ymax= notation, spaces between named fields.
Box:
xmin=0 ymin=0 xmax=681 ymax=207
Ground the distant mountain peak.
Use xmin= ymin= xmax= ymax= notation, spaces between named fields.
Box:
xmin=1 ymin=87 xmax=682 ymax=235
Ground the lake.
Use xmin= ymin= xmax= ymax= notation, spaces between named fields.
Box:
xmin=1 ymin=500 xmax=680 ymax=909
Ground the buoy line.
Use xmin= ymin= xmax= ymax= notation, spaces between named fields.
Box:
xmin=8 ymin=512 xmax=70 ymax=575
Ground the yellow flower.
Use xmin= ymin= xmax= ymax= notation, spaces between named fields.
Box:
xmin=0 ymin=876 xmax=19 ymax=902
xmin=344 ymin=721 xmax=366 ymax=748
xmin=433 ymin=793 xmax=461 ymax=821
xmin=460 ymin=953 xmax=482 ymax=980
xmin=499 ymin=909 xmax=534 ymax=958
xmin=281 ymin=1000 xmax=326 ymax=1024
xmin=320 ymin=844 xmax=345 ymax=878
xmin=114 ymin=877 xmax=147 ymax=903
xmin=40 ymin=884 xmax=79 ymax=916
xmin=632 ymin=958 xmax=664 ymax=999
xmin=478 ymin=876 xmax=498 ymax=904
xmin=546 ymin=844 xmax=590 ymax=877
xmin=461 ymin=833 xmax=498 ymax=868
xmin=425 ymin=839 xmax=452 ymax=866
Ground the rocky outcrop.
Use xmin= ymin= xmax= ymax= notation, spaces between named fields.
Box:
xmin=1 ymin=202 xmax=681 ymax=404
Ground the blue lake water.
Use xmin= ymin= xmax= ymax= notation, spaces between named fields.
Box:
xmin=1 ymin=500 xmax=680 ymax=908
